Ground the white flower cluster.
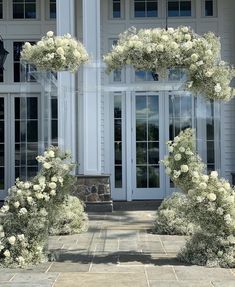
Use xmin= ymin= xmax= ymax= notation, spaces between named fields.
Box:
xmin=104 ymin=26 xmax=235 ymax=101
xmin=154 ymin=192 xmax=195 ymax=235
xmin=21 ymin=31 xmax=89 ymax=72
xmin=162 ymin=128 xmax=235 ymax=267
xmin=0 ymin=146 xmax=75 ymax=267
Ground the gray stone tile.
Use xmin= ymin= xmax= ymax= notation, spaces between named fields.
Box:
xmin=55 ymin=272 xmax=148 ymax=287
xmin=149 ymin=281 xmax=211 ymax=287
xmin=90 ymin=264 xmax=145 ymax=273
xmin=0 ymin=284 xmax=52 ymax=287
xmin=138 ymin=241 xmax=166 ymax=253
xmin=162 ymin=241 xmax=185 ymax=253
xmin=146 ymin=266 xmax=176 ymax=280
xmin=212 ymin=281 xmax=235 ymax=287
xmin=0 ymin=273 xmax=15 ymax=282
xmin=118 ymin=253 xmax=153 ymax=265
xmin=48 ymin=262 xmax=90 ymax=272
xmin=174 ymin=266 xmax=235 ymax=281
xmin=12 ymin=273 xmax=58 ymax=284
xmin=119 ymin=240 xmax=140 ymax=252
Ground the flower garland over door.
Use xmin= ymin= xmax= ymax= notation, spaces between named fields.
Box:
xmin=104 ymin=26 xmax=235 ymax=101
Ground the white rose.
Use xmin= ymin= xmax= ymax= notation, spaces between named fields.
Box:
xmin=182 ymin=27 xmax=189 ymax=33
xmin=202 ymin=175 xmax=209 ymax=182
xmin=191 ymin=53 xmax=199 ymax=62
xmin=62 ymin=164 xmax=69 ymax=170
xmin=162 ymin=35 xmax=169 ymax=41
xmin=0 ymin=232 xmax=5 ymax=238
xmin=156 ymin=44 xmax=164 ymax=52
xmin=37 ymin=41 xmax=44 ymax=47
xmin=49 ymin=182 xmax=57 ymax=189
xmin=196 ymin=60 xmax=204 ymax=66
xmin=192 ymin=171 xmax=199 ymax=178
xmin=184 ymin=34 xmax=191 ymax=41
xmin=24 ymin=182 xmax=31 ymax=189
xmin=3 ymin=250 xmax=10 ymax=257
xmin=13 ymin=201 xmax=20 ymax=208
xmin=179 ymin=147 xmax=185 ymax=153
xmin=205 ymin=49 xmax=212 ymax=56
xmin=48 ymin=150 xmax=55 ymax=158
xmin=35 ymin=193 xmax=44 ymax=199
xmin=174 ymin=136 xmax=180 ymax=142
xmin=216 ymin=207 xmax=224 ymax=215
xmin=199 ymin=182 xmax=207 ymax=190
xmin=174 ymin=154 xmax=182 ymax=161
xmin=196 ymin=196 xmax=204 ymax=203
xmin=165 ymin=167 xmax=171 ymax=175
xmin=181 ymin=165 xmax=189 ymax=173
xmin=33 ymin=185 xmax=40 ymax=191
xmin=207 ymin=193 xmax=217 ymax=201
xmin=47 ymin=31 xmax=54 ymax=37
xmin=1 ymin=205 xmax=9 ymax=213
xmin=51 ymin=176 xmax=58 ymax=182
xmin=223 ymin=182 xmax=231 ymax=190
xmin=0 ymin=225 xmax=3 ymax=232
xmin=56 ymin=47 xmax=65 ymax=56
xmin=0 ymin=244 xmax=4 ymax=251
xmin=210 ymin=171 xmax=218 ymax=178
xmin=40 ymin=208 xmax=48 ymax=217
xmin=205 ymin=70 xmax=214 ymax=77
xmin=24 ymin=42 xmax=31 ymax=49
xmin=38 ymin=176 xmax=46 ymax=185
xmin=16 ymin=256 xmax=25 ymax=264
xmin=73 ymin=50 xmax=81 ymax=58
xmin=214 ymin=83 xmax=222 ymax=93
xmin=17 ymin=234 xmax=25 ymax=241
xmin=8 ymin=236 xmax=16 ymax=245
xmin=168 ymin=28 xmax=174 ymax=34
xmin=43 ymin=162 xmax=52 ymax=169
xmin=19 ymin=208 xmax=27 ymax=215
xmin=27 ymin=197 xmax=33 ymax=205
xmin=224 ymin=214 xmax=232 ymax=224
xmin=173 ymin=170 xmax=181 ymax=178
xmin=168 ymin=146 xmax=174 ymax=152
xmin=50 ymin=190 xmax=56 ymax=196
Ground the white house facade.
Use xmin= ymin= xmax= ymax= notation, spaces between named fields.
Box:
xmin=0 ymin=0 xmax=235 ymax=202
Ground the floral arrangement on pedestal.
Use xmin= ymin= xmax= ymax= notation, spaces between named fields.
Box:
xmin=21 ymin=31 xmax=89 ymax=72
xmin=0 ymin=146 xmax=86 ymax=267
xmin=104 ymin=26 xmax=235 ymax=101
xmin=162 ymin=129 xmax=235 ymax=267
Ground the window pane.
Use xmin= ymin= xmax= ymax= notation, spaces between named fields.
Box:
xmin=137 ymin=166 xmax=147 ymax=188
xmin=52 ymin=120 xmax=58 ymax=142
xmin=168 ymin=1 xmax=179 ymax=16
xmin=27 ymin=98 xmax=38 ymax=119
xmin=115 ymin=142 xmax=122 ymax=164
xmin=135 ymin=2 xmax=145 ymax=17
xmin=0 ymin=98 xmax=4 ymax=120
xmin=149 ymin=166 xmax=160 ymax=188
xmin=50 ymin=3 xmax=56 ymax=19
xmin=115 ymin=119 xmax=122 ymax=141
xmin=27 ymin=121 xmax=38 ymax=142
xmin=205 ymin=0 xmax=213 ymax=16
xmin=136 ymin=142 xmax=147 ymax=164
xmin=136 ymin=118 xmax=147 ymax=141
xmin=25 ymin=3 xmax=36 ymax=18
xmin=0 ymin=121 xmax=4 ymax=143
xmin=0 ymin=4 xmax=3 ymax=19
xmin=180 ymin=1 xmax=191 ymax=16
xmin=207 ymin=141 xmax=214 ymax=164
xmin=147 ymin=1 xmax=158 ymax=17
xmin=13 ymin=4 xmax=24 ymax=18
xmin=14 ymin=42 xmax=23 ymax=61
xmin=115 ymin=166 xmax=122 ymax=188
xmin=113 ymin=1 xmax=121 ymax=18
xmin=14 ymin=63 xmax=20 ymax=82
xmin=148 ymin=142 xmax=159 ymax=165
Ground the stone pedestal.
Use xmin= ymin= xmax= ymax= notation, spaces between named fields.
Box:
xmin=71 ymin=175 xmax=113 ymax=212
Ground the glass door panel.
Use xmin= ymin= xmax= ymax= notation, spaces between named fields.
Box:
xmin=133 ymin=93 xmax=163 ymax=199
xmin=14 ymin=96 xmax=39 ymax=180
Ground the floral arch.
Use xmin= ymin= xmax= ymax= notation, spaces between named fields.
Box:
xmin=104 ymin=26 xmax=235 ymax=101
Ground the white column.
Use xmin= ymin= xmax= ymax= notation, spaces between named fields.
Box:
xmin=56 ymin=0 xmax=76 ymax=161
xmin=81 ymin=0 xmax=101 ymax=175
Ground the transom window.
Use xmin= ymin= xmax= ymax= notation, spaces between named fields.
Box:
xmin=0 ymin=0 xmax=3 ymax=19
xmin=204 ymin=0 xmax=216 ymax=17
xmin=134 ymin=0 xmax=158 ymax=17
xmin=168 ymin=0 xmax=192 ymax=17
xmin=49 ymin=0 xmax=56 ymax=19
xmin=13 ymin=0 xmax=37 ymax=19
xmin=112 ymin=0 xmax=121 ymax=18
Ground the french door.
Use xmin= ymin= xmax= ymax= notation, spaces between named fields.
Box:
xmin=111 ymin=91 xmax=195 ymax=200
xmin=0 ymin=94 xmax=40 ymax=200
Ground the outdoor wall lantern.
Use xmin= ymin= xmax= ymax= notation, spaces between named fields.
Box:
xmin=0 ymin=36 xmax=8 ymax=69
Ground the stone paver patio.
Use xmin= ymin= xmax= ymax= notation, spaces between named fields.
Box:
xmin=0 ymin=211 xmax=235 ymax=286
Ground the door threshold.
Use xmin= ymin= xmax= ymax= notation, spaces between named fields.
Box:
xmin=113 ymin=200 xmax=162 ymax=211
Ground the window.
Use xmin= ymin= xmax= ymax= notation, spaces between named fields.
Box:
xmin=13 ymin=0 xmax=36 ymax=19
xmin=135 ymin=71 xmax=157 ymax=82
xmin=13 ymin=41 xmax=36 ymax=82
xmin=0 ymin=0 xmax=3 ymax=19
xmin=49 ymin=0 xmax=56 ymax=19
xmin=168 ymin=0 xmax=191 ymax=17
xmin=204 ymin=0 xmax=216 ymax=16
xmin=112 ymin=0 xmax=121 ymax=18
xmin=134 ymin=0 xmax=158 ymax=17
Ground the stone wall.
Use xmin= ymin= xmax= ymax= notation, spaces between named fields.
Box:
xmin=71 ymin=175 xmax=112 ymax=202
